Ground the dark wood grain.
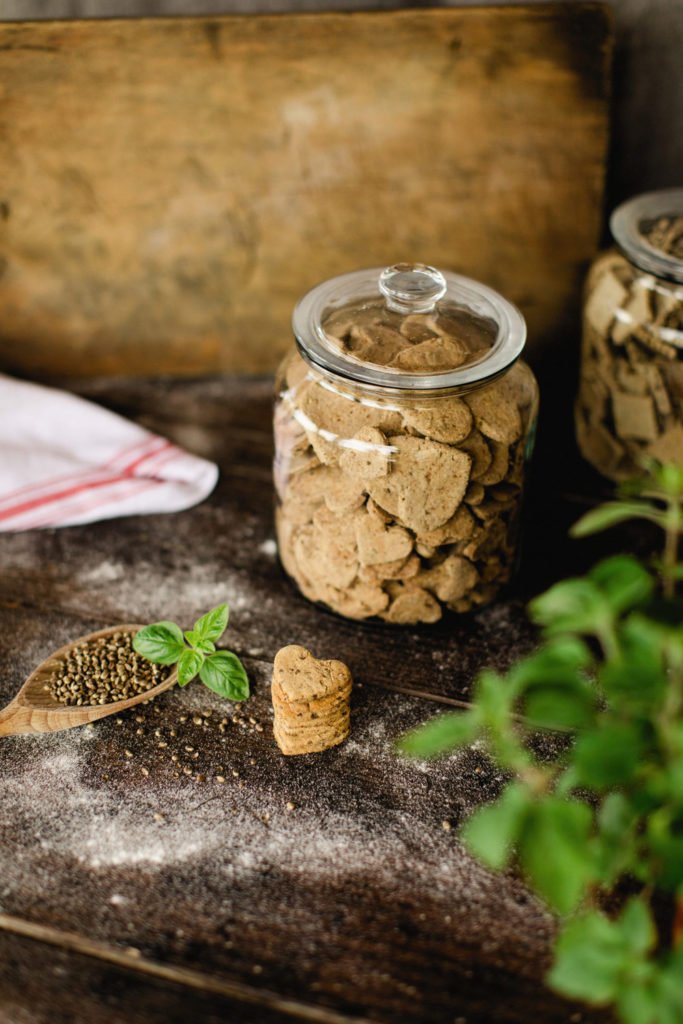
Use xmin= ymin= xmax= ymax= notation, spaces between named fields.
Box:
xmin=0 ymin=376 xmax=614 ymax=1024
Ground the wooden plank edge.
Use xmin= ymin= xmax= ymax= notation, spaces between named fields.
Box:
xmin=0 ymin=2 xmax=613 ymax=30
xmin=0 ymin=912 xmax=374 ymax=1024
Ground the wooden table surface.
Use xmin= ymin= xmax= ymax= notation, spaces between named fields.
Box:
xmin=0 ymin=375 xmax=616 ymax=1024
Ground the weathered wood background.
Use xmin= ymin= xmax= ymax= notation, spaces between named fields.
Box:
xmin=2 ymin=0 xmax=680 ymax=215
xmin=0 ymin=5 xmax=611 ymax=378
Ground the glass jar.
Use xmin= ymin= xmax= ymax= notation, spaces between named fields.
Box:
xmin=274 ymin=262 xmax=538 ymax=624
xmin=576 ymin=189 xmax=683 ymax=480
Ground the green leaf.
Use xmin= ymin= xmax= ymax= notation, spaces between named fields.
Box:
xmin=549 ymin=911 xmax=627 ymax=1003
xmin=184 ymin=630 xmax=216 ymax=654
xmin=590 ymin=556 xmax=654 ymax=615
xmin=192 ymin=603 xmax=229 ymax=644
xmin=518 ymin=797 xmax=594 ymax=914
xmin=462 ymin=783 xmax=530 ymax=870
xmin=616 ymin=981 xmax=660 ymax=1024
xmin=199 ymin=651 xmax=249 ymax=700
xmin=594 ymin=793 xmax=638 ymax=884
xmin=617 ymin=898 xmax=656 ymax=958
xmin=599 ymin=615 xmax=667 ymax=711
xmin=399 ymin=709 xmax=480 ymax=758
xmin=654 ymin=955 xmax=683 ymax=1024
xmin=507 ymin=638 xmax=596 ymax=729
xmin=177 ymin=648 xmax=205 ymax=686
xmin=530 ymin=578 xmax=612 ymax=637
xmin=475 ymin=670 xmax=514 ymax=730
xmin=570 ymin=501 xmax=666 ymax=538
xmin=657 ymin=562 xmax=683 ymax=581
xmin=646 ymin=810 xmax=683 ymax=890
xmin=574 ymin=723 xmax=644 ymax=789
xmin=524 ymin=683 xmax=596 ymax=731
xmin=509 ymin=637 xmax=593 ymax=689
xmin=651 ymin=460 xmax=683 ymax=498
xmin=133 ymin=621 xmax=185 ymax=665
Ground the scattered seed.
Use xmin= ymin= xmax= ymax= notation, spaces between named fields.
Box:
xmin=141 ymin=767 xmax=149 ymax=777
xmin=286 ymin=802 xmax=295 ymax=811
xmin=124 ymin=750 xmax=133 ymax=759
xmin=441 ymin=820 xmax=452 ymax=832
xmin=216 ymin=776 xmax=225 ymax=783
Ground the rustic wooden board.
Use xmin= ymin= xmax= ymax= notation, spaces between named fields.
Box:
xmin=0 ymin=5 xmax=611 ymax=379
xmin=0 ymin=375 xmax=618 ymax=1024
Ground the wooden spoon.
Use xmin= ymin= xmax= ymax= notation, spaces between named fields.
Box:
xmin=0 ymin=624 xmax=178 ymax=737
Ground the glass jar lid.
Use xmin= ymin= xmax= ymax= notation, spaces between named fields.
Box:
xmin=611 ymin=188 xmax=683 ymax=284
xmin=292 ymin=262 xmax=527 ymax=394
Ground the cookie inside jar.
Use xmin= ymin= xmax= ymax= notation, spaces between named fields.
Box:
xmin=274 ymin=263 xmax=538 ymax=624
xmin=576 ymin=190 xmax=683 ymax=481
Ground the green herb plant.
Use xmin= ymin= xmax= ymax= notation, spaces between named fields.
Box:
xmin=133 ymin=602 xmax=249 ymax=701
xmin=400 ymin=461 xmax=683 ymax=1024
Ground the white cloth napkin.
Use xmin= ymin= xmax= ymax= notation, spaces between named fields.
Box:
xmin=0 ymin=374 xmax=219 ymax=531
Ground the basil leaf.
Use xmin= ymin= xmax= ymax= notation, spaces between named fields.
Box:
xmin=518 ymin=798 xmax=594 ymax=914
xmin=574 ymin=722 xmax=644 ymax=789
xmin=199 ymin=651 xmax=249 ymax=701
xmin=590 ymin=555 xmax=654 ymax=615
xmin=184 ymin=630 xmax=215 ymax=654
xmin=549 ymin=911 xmax=626 ymax=1003
xmin=177 ymin=648 xmax=205 ymax=686
xmin=570 ymin=500 xmax=666 ymax=538
xmin=463 ymin=782 xmax=530 ymax=870
xmin=133 ymin=621 xmax=185 ymax=665
xmin=193 ymin=603 xmax=229 ymax=643
xmin=530 ymin=578 xmax=612 ymax=637
xmin=398 ymin=709 xmax=480 ymax=758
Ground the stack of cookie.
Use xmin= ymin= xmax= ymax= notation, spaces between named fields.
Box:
xmin=272 ymin=644 xmax=352 ymax=756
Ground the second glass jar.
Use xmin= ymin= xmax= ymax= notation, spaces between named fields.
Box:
xmin=274 ymin=263 xmax=539 ymax=624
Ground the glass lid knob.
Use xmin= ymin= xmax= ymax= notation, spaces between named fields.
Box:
xmin=379 ymin=262 xmax=448 ymax=314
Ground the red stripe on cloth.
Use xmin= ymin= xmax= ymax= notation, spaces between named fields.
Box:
xmin=0 ymin=435 xmax=158 ymax=510
xmin=19 ymin=477 xmax=160 ymax=532
xmin=20 ymin=447 xmax=185 ymax=530
xmin=0 ymin=440 xmax=174 ymax=524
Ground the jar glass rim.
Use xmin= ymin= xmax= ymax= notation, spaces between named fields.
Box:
xmin=611 ymin=188 xmax=683 ymax=285
xmin=292 ymin=266 xmax=527 ymax=394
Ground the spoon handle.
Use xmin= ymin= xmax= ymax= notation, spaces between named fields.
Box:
xmin=0 ymin=702 xmax=28 ymax=737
